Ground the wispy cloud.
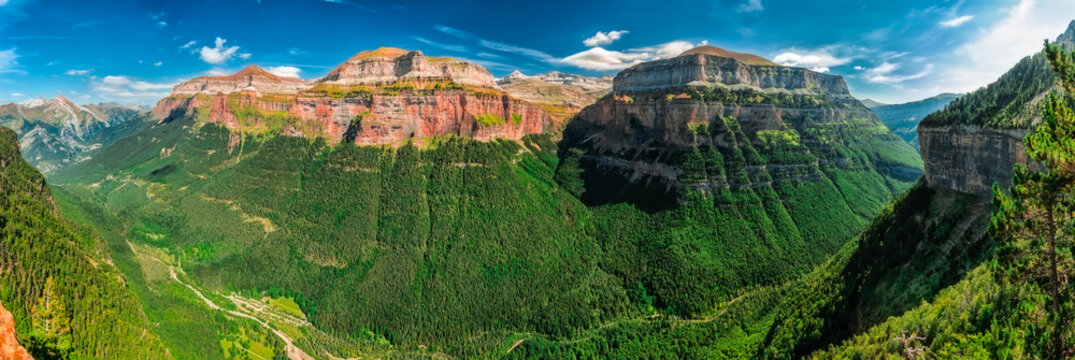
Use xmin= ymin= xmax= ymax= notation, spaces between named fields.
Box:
xmin=863 ymin=62 xmax=933 ymax=84
xmin=156 ymin=21 xmax=168 ymax=28
xmin=65 ymin=69 xmax=93 ymax=76
xmin=180 ymin=40 xmax=198 ymax=50
xmin=434 ymin=24 xmax=471 ymax=39
xmin=10 ymin=93 xmax=24 ymax=97
xmin=738 ymin=0 xmax=763 ymax=13
xmin=412 ymin=36 xmax=469 ymax=53
xmin=480 ymin=40 xmax=556 ymax=62
xmin=583 ymin=30 xmax=629 ymax=47
xmin=0 ymin=48 xmax=20 ymax=74
xmin=939 ymin=15 xmax=973 ymax=28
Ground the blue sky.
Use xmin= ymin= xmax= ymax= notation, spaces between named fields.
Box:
xmin=0 ymin=0 xmax=1072 ymax=105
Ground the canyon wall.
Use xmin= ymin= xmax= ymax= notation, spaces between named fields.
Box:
xmin=918 ymin=125 xmax=1032 ymax=196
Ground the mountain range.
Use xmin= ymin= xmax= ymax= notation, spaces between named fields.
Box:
xmin=1 ymin=19 xmax=1074 ymax=360
xmin=0 ymin=96 xmax=147 ymax=173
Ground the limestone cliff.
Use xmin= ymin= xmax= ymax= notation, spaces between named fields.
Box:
xmin=317 ymin=47 xmax=498 ymax=88
xmin=919 ymin=125 xmax=1031 ymax=195
xmin=152 ymin=48 xmax=550 ymax=145
xmin=560 ymin=46 xmax=921 ymax=210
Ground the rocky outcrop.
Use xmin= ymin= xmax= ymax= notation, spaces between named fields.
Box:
xmin=561 ymin=46 xmax=921 ymax=210
xmin=0 ymin=96 xmax=146 ymax=172
xmin=0 ymin=301 xmax=32 ymax=360
xmin=317 ymin=47 xmax=498 ymax=88
xmin=612 ymin=52 xmax=851 ymax=95
xmin=918 ymin=125 xmax=1031 ymax=196
xmin=171 ymin=65 xmax=308 ymax=96
xmin=152 ymin=49 xmax=551 ymax=145
xmin=0 ymin=302 xmax=31 ymax=360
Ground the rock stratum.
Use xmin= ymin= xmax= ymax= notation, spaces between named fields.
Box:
xmin=152 ymin=48 xmax=550 ymax=145
xmin=560 ymin=45 xmax=922 ymax=211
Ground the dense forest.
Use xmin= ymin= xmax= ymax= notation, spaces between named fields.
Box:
xmin=0 ymin=126 xmax=170 ymax=359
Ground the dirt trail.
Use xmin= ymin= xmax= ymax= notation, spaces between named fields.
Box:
xmin=129 ymin=241 xmax=314 ymax=360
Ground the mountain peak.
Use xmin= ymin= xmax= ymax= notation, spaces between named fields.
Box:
xmin=679 ymin=45 xmax=777 ymax=66
xmin=201 ymin=64 xmax=303 ymax=83
xmin=504 ymin=70 xmax=529 ymax=80
xmin=1058 ymin=19 xmax=1075 ymax=44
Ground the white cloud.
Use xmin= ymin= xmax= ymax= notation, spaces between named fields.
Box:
xmin=65 ymin=69 xmax=93 ymax=76
xmin=154 ymin=61 xmax=163 ymax=67
xmin=738 ymin=0 xmax=763 ymax=13
xmin=239 ymin=53 xmax=252 ymax=60
xmin=156 ymin=20 xmax=168 ymax=28
xmin=560 ymin=40 xmax=700 ymax=71
xmin=180 ymin=40 xmax=198 ymax=50
xmin=265 ymin=66 xmax=301 ymax=79
xmin=288 ymin=48 xmax=305 ymax=55
xmin=199 ymin=37 xmax=244 ymax=65
xmin=205 ymin=68 xmax=229 ymax=76
xmin=864 ymin=62 xmax=933 ymax=84
xmin=939 ymin=15 xmax=974 ymax=28
xmin=0 ymin=48 xmax=18 ymax=73
xmin=0 ymin=0 xmax=9 ymax=5
xmin=91 ymin=75 xmax=175 ymax=104
xmin=853 ymin=65 xmax=864 ymax=71
xmin=772 ymin=49 xmax=852 ymax=73
xmin=560 ymin=47 xmax=651 ymax=71
xmin=583 ymin=30 xmax=629 ymax=47
xmin=10 ymin=93 xmax=23 ymax=97
xmin=480 ymin=40 xmax=556 ymax=62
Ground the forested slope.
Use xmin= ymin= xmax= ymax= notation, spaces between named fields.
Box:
xmin=0 ymin=126 xmax=170 ymax=359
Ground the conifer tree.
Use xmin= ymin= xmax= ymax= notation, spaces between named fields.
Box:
xmin=30 ymin=276 xmax=71 ymax=356
xmin=990 ymin=40 xmax=1075 ymax=358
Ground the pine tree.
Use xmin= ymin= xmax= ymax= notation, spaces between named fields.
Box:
xmin=990 ymin=40 xmax=1075 ymax=358
xmin=29 ymin=276 xmax=71 ymax=357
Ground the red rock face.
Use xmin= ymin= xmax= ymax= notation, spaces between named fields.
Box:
xmin=154 ymin=90 xmax=549 ymax=145
xmin=0 ymin=301 xmax=32 ymax=360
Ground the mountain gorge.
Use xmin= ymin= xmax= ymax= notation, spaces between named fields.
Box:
xmin=30 ymin=43 xmax=932 ymax=359
xmin=4 ymin=13 xmax=1073 ymax=358
xmin=867 ymin=93 xmax=960 ymax=149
